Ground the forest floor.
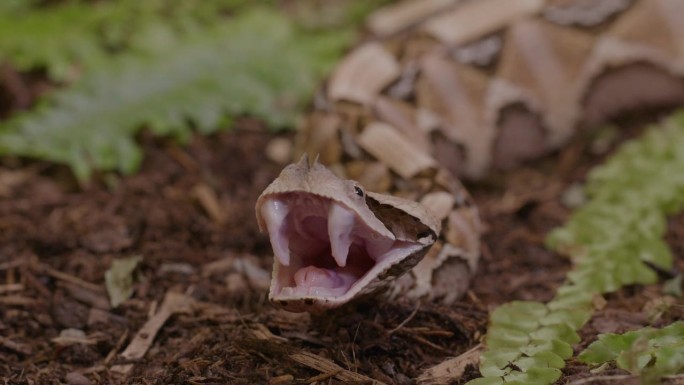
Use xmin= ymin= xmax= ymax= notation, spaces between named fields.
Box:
xmin=1 ymin=117 xmax=683 ymax=384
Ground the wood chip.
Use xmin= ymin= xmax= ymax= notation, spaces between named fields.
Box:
xmin=0 ymin=170 xmax=29 ymax=197
xmin=357 ymin=122 xmax=436 ymax=179
xmin=87 ymin=308 xmax=125 ymax=326
xmin=112 ymin=292 xmax=194 ymax=375
xmin=0 ymin=336 xmax=32 ymax=355
xmin=327 ymin=43 xmax=400 ymax=105
xmin=265 ymin=137 xmax=293 ymax=165
xmin=201 ymin=256 xmax=235 ymax=277
xmin=232 ymin=257 xmax=270 ymax=291
xmin=60 ymin=282 xmax=110 ymax=310
xmin=65 ymin=372 xmax=92 ymax=385
xmin=423 ymin=0 xmax=544 ymax=46
xmin=0 ymin=295 xmax=38 ymax=307
xmin=0 ymin=259 xmax=26 ymax=271
xmin=268 ymin=374 xmax=294 ymax=385
xmin=416 ymin=344 xmax=484 ymax=385
xmin=367 ymin=0 xmax=456 ymax=37
xmin=192 ymin=184 xmax=225 ymax=224
xmin=40 ymin=265 xmax=104 ymax=293
xmin=157 ymin=263 xmax=196 ymax=276
xmin=166 ymin=146 xmax=199 ymax=173
xmin=226 ymin=272 xmax=248 ymax=294
xmin=201 ymin=254 xmax=269 ymax=291
xmin=0 ymin=283 xmax=23 ymax=294
xmin=252 ymin=323 xmax=288 ymax=343
xmin=52 ymin=328 xmax=99 ymax=346
xmin=289 ymin=351 xmax=386 ymax=385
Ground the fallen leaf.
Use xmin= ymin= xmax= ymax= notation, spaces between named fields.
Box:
xmin=105 ymin=255 xmax=143 ymax=308
xmin=112 ymin=292 xmax=194 ymax=376
xmin=51 ymin=328 xmax=97 ymax=346
xmin=417 ymin=344 xmax=484 ymax=385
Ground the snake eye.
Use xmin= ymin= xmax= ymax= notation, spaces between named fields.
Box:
xmin=353 ymin=186 xmax=364 ymax=197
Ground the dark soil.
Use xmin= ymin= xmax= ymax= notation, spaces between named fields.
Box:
xmin=1 ymin=116 xmax=682 ymax=384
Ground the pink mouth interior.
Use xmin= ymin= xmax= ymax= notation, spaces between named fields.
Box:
xmin=260 ymin=193 xmax=399 ymax=299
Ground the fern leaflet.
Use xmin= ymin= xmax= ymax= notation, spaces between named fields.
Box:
xmin=579 ymin=322 xmax=684 ymax=384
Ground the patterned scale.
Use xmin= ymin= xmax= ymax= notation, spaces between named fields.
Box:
xmin=293 ymin=0 xmax=684 ymax=304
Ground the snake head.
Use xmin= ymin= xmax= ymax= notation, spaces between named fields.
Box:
xmin=256 ymin=155 xmax=440 ymax=312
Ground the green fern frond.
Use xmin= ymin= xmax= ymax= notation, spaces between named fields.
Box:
xmin=468 ymin=111 xmax=684 ymax=385
xmin=579 ymin=322 xmax=684 ymax=384
xmin=0 ymin=8 xmax=350 ymax=180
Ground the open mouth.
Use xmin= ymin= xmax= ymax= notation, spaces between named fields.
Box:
xmin=259 ymin=192 xmax=421 ymax=302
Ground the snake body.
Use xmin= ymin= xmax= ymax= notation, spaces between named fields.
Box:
xmin=258 ymin=0 xmax=684 ymax=311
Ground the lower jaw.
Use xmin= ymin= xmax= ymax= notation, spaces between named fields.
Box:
xmin=274 ymin=264 xmax=364 ymax=299
xmin=276 ymin=285 xmax=349 ymax=298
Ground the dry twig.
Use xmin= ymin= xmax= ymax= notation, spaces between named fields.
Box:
xmin=289 ymin=351 xmax=386 ymax=385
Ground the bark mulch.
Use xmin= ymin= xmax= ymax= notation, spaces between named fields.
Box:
xmin=0 ymin=119 xmax=682 ymax=384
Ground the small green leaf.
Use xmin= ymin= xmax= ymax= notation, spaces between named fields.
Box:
xmin=480 ymin=349 xmax=520 ymax=375
xmin=486 ymin=327 xmax=530 ymax=349
xmin=546 ymin=287 xmax=593 ymax=311
xmin=502 ymin=367 xmax=562 ymax=385
xmin=579 ymin=322 xmax=684 ymax=381
xmin=663 ymin=274 xmax=683 ymax=297
xmin=520 ymin=338 xmax=574 ymax=360
xmin=105 ymin=255 xmax=143 ymax=308
xmin=513 ymin=352 xmax=565 ymax=370
xmin=529 ymin=324 xmax=580 ymax=345
xmin=579 ymin=332 xmax=642 ymax=364
xmin=541 ymin=308 xmax=591 ymax=330
xmin=651 ymin=344 xmax=684 ymax=374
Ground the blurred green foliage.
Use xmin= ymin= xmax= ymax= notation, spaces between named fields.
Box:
xmin=468 ymin=111 xmax=684 ymax=385
xmin=0 ymin=0 xmax=386 ymax=179
xmin=0 ymin=0 xmax=258 ymax=81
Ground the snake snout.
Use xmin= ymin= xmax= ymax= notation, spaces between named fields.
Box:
xmin=258 ymin=191 xmax=423 ymax=310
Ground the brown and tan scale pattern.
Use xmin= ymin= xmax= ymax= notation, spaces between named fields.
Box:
xmin=293 ymin=0 xmax=684 ymax=305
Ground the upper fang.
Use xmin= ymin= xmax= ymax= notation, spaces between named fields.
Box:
xmin=261 ymin=199 xmax=291 ymax=266
xmin=328 ymin=202 xmax=355 ymax=267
